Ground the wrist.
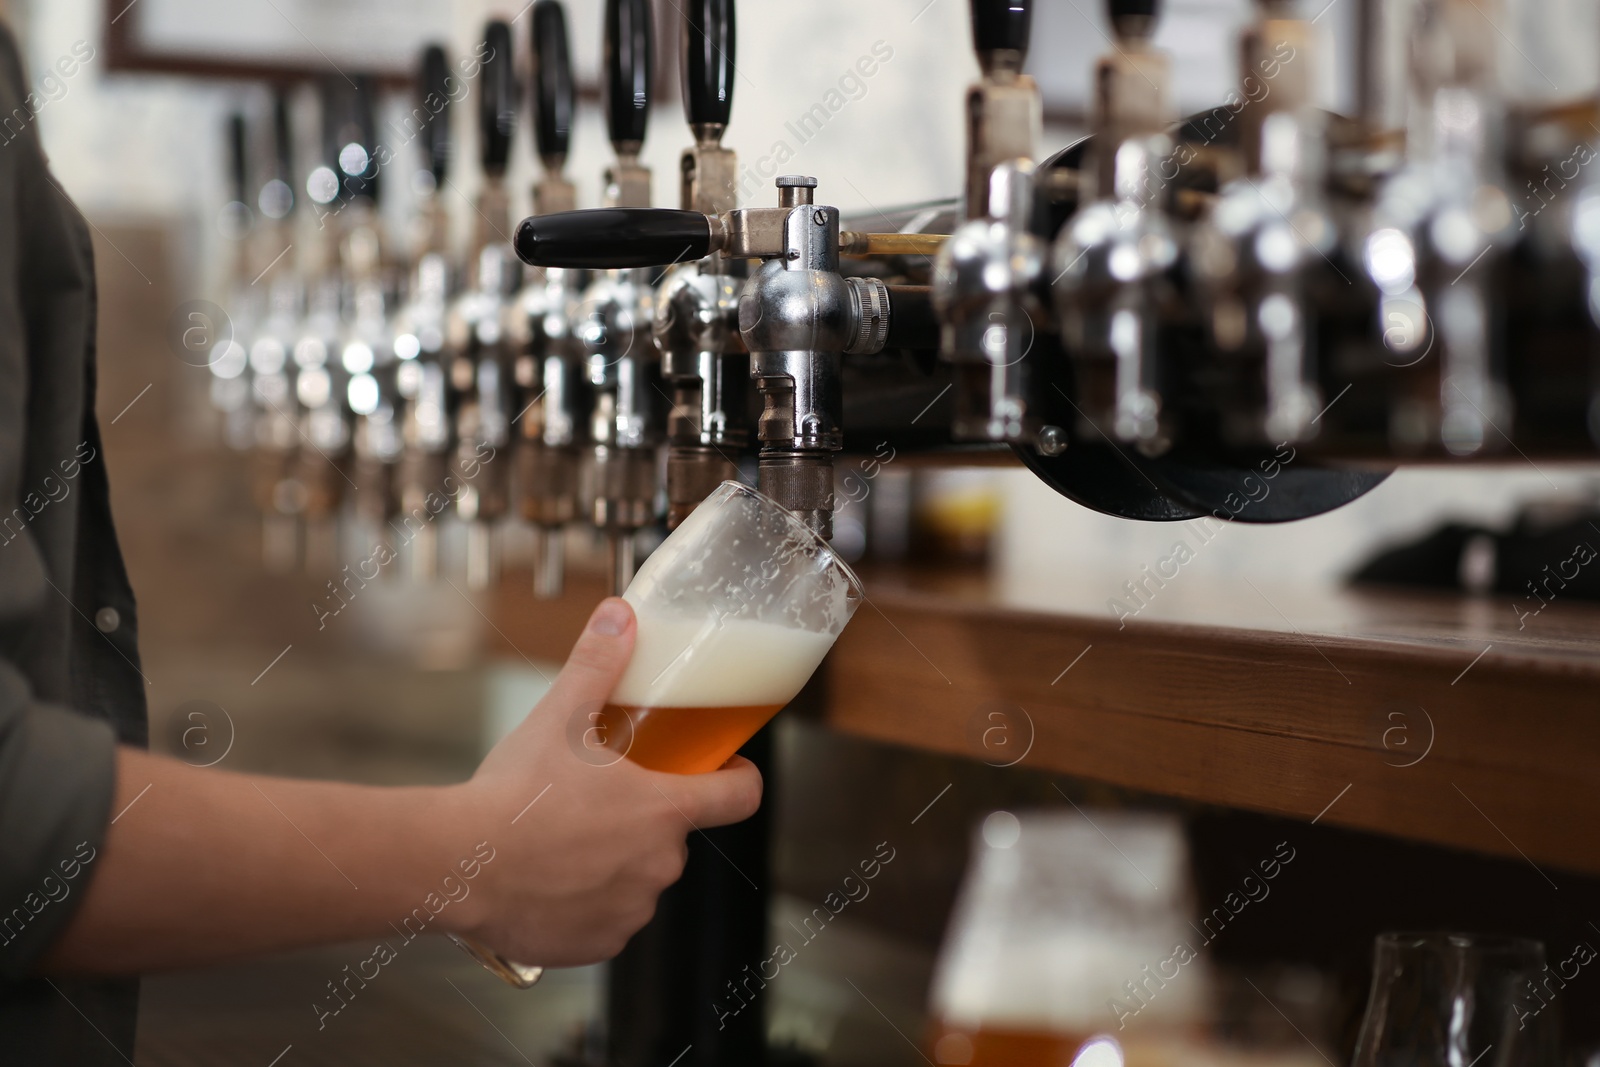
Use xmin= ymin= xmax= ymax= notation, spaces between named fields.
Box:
xmin=416 ymin=782 xmax=496 ymax=938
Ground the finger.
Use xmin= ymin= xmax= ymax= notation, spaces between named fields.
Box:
xmin=663 ymin=758 xmax=763 ymax=829
xmin=539 ymin=598 xmax=636 ymax=716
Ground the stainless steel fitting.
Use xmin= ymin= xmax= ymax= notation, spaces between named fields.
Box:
xmin=933 ymin=159 xmax=1045 ymax=442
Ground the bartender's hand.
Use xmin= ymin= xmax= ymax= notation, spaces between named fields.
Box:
xmin=41 ymin=597 xmax=760 ymax=978
xmin=444 ymin=598 xmax=763 ymax=966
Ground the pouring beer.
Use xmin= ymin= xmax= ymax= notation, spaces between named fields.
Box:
xmin=592 ymin=480 xmax=861 ymax=773
xmin=456 ymin=480 xmax=861 ymax=984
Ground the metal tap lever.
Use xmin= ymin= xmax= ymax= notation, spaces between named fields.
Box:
xmin=517 ymin=208 xmax=713 ymax=268
xmin=517 ymin=0 xmax=583 ymax=600
xmin=963 ymin=0 xmax=1039 ymax=219
xmin=515 ymin=208 xmax=946 ymax=269
xmin=579 ymin=0 xmax=661 ymax=593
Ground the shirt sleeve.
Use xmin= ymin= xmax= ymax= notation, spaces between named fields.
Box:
xmin=0 ymin=664 xmax=117 ymax=980
xmin=0 ymin=23 xmax=122 ymax=982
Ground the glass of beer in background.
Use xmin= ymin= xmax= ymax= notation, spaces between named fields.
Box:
xmin=927 ymin=810 xmax=1208 ymax=1066
xmin=595 ymin=479 xmax=863 ymax=773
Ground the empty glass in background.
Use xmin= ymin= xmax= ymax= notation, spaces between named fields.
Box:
xmin=1352 ymin=933 xmax=1558 ymax=1067
xmin=927 ymin=810 xmax=1209 ymax=1066
xmin=456 ymin=480 xmax=862 ymax=988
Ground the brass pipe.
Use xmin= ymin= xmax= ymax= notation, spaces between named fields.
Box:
xmin=838 ymin=231 xmax=950 ymax=258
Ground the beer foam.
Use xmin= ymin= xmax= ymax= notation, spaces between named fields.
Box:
xmin=609 ymin=607 xmax=838 ymax=709
xmin=930 ymin=812 xmax=1208 ymax=1033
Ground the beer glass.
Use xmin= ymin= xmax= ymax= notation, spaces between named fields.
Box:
xmin=928 ymin=810 xmax=1207 ymax=1065
xmin=456 ymin=480 xmax=862 ymax=986
xmin=594 ymin=479 xmax=863 ymax=772
xmin=1352 ymin=933 xmax=1557 ymax=1067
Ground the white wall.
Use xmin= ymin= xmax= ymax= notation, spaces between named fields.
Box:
xmin=15 ymin=0 xmax=973 ymax=277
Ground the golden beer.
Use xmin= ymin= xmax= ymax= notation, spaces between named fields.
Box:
xmin=596 ymin=701 xmax=785 ymax=774
xmin=927 ymin=1024 xmax=1101 ymax=1065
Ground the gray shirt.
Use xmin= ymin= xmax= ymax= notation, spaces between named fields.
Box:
xmin=0 ymin=21 xmax=147 ymax=1063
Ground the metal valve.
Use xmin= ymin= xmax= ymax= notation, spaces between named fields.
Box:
xmin=1188 ymin=0 xmax=1330 ymax=446
xmin=514 ymin=0 xmax=586 ymax=599
xmin=580 ymin=0 xmax=662 ymax=592
xmin=1361 ymin=0 xmax=1514 ymax=456
xmin=934 ymin=160 xmax=1045 ymax=443
xmin=656 ymin=0 xmax=747 ymax=530
xmin=1052 ymin=0 xmax=1180 ymax=454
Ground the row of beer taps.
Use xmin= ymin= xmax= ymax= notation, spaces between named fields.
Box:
xmin=517 ymin=0 xmax=1600 ymax=537
xmin=211 ymin=2 xmax=733 ymax=596
xmin=214 ymin=0 xmax=1600 ymax=596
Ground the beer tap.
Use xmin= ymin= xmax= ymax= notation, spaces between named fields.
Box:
xmin=213 ymin=113 xmax=259 ymax=451
xmin=514 ymin=1 xmax=586 ymax=599
xmin=578 ymin=0 xmax=661 ymax=592
xmin=394 ymin=45 xmax=457 ymax=581
xmin=1189 ymin=0 xmax=1331 ymax=446
xmin=516 ymin=180 xmax=945 ymax=541
xmin=1362 ymin=0 xmax=1513 ymax=456
xmin=655 ymin=0 xmax=748 ymax=529
xmin=1052 ymin=0 xmax=1182 ymax=454
xmin=249 ymin=92 xmax=307 ymax=573
xmin=340 ymin=76 xmax=404 ymax=562
xmin=932 ymin=0 xmax=1044 ymax=445
xmin=291 ymin=80 xmax=368 ymax=574
xmin=447 ymin=20 xmax=522 ymax=588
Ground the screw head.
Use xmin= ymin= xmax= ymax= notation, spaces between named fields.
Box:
xmin=1036 ymin=424 xmax=1068 ymax=456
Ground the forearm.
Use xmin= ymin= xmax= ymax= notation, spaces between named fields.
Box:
xmin=39 ymin=747 xmax=481 ymax=975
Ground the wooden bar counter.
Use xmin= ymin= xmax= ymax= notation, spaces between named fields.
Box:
xmin=492 ymin=561 xmax=1600 ymax=879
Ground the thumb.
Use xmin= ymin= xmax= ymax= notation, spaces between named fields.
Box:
xmin=541 ymin=598 xmax=636 ymax=714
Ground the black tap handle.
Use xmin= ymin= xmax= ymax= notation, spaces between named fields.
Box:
xmin=228 ymin=113 xmax=249 ymax=205
xmin=530 ymin=1 xmax=574 ymax=164
xmin=970 ymin=0 xmax=1031 ymax=55
xmin=604 ymin=0 xmax=653 ymax=149
xmin=419 ymin=44 xmax=452 ymax=184
xmin=350 ymin=73 xmax=380 ymax=203
xmin=271 ymin=91 xmax=293 ymax=184
xmin=681 ymin=0 xmax=735 ymax=129
xmin=515 ymin=208 xmax=710 ymax=268
xmin=1106 ymin=0 xmax=1160 ymax=31
xmin=480 ymin=20 xmax=516 ymax=176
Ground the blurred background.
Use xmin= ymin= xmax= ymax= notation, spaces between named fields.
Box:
xmin=8 ymin=0 xmax=1600 ymax=1064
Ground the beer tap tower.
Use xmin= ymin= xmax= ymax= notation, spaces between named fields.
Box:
xmin=578 ymin=0 xmax=662 ymax=593
xmin=1362 ymin=0 xmax=1514 ymax=456
xmin=341 ymin=74 xmax=405 ymax=560
xmin=394 ymin=45 xmax=458 ymax=581
xmin=933 ymin=0 xmax=1045 ymax=446
xmin=291 ymin=79 xmax=376 ymax=575
xmin=656 ymin=0 xmax=747 ymax=530
xmin=515 ymin=1 xmax=587 ymax=600
xmin=449 ymin=20 xmax=522 ymax=588
xmin=1053 ymin=0 xmax=1182 ymax=455
xmin=249 ymin=93 xmax=308 ymax=574
xmin=1191 ymin=0 xmax=1332 ymax=447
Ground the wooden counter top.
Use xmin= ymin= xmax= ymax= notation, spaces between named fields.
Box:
xmin=491 ymin=562 xmax=1600 ymax=879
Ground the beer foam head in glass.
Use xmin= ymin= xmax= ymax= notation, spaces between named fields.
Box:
xmin=602 ymin=481 xmax=863 ymax=774
xmin=928 ymin=810 xmax=1208 ymax=1066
